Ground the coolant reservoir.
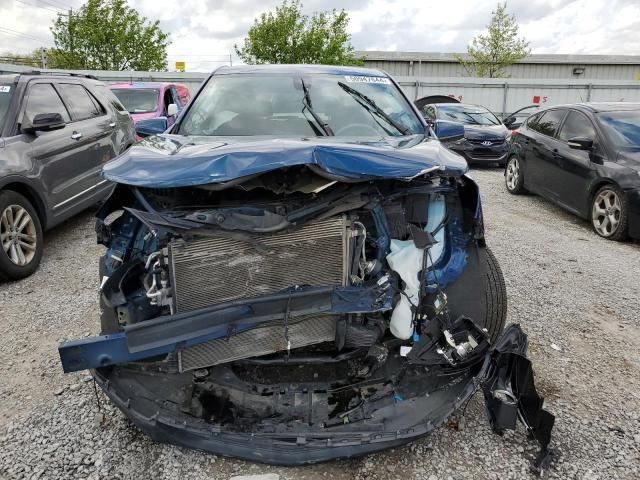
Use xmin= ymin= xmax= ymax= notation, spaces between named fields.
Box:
xmin=386 ymin=195 xmax=446 ymax=339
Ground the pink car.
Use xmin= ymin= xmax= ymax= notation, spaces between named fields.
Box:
xmin=109 ymin=82 xmax=191 ymax=126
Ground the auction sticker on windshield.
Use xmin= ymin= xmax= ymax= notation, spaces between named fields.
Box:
xmin=344 ymin=76 xmax=391 ymax=84
xmin=0 ymin=86 xmax=11 ymax=93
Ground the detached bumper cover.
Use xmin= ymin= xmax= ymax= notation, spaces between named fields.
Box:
xmin=86 ymin=325 xmax=554 ymax=472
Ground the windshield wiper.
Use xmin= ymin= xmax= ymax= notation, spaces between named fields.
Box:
xmin=301 ymin=78 xmax=334 ymax=136
xmin=337 ymin=81 xmax=411 ymax=135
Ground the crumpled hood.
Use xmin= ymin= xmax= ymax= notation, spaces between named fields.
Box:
xmin=102 ymin=135 xmax=468 ymax=188
xmin=463 ymin=124 xmax=508 ymax=141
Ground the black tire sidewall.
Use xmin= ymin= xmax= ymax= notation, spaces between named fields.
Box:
xmin=0 ymin=190 xmax=44 ymax=281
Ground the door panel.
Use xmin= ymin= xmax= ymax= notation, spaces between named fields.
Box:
xmin=554 ymin=111 xmax=598 ymax=215
xmin=525 ymin=109 xmax=567 ymax=198
xmin=53 ymin=83 xmax=116 ymax=213
xmin=20 ymin=82 xmax=89 ymax=210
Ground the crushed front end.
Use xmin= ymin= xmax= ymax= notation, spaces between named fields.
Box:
xmin=59 ymin=155 xmax=554 ymax=471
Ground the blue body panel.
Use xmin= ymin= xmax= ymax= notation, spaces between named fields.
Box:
xmin=102 ymin=136 xmax=467 ymax=188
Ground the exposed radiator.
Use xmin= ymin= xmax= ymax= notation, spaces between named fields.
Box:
xmin=178 ymin=314 xmax=337 ymax=371
xmin=169 ymin=216 xmax=351 ymax=313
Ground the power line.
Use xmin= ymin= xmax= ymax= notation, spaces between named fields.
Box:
xmin=0 ymin=27 xmax=52 ymax=44
xmin=13 ymin=0 xmax=62 ymax=14
xmin=37 ymin=0 xmax=70 ymax=10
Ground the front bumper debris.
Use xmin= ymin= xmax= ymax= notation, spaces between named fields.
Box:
xmin=79 ymin=324 xmax=554 ymax=472
xmin=59 ymin=283 xmax=393 ymax=373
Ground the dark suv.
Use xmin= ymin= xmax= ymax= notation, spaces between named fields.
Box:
xmin=0 ymin=71 xmax=135 ymax=280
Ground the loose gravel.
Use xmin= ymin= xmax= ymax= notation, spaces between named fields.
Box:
xmin=1 ymin=168 xmax=639 ymax=480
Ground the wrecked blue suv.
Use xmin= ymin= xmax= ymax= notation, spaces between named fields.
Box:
xmin=59 ymin=65 xmax=554 ymax=471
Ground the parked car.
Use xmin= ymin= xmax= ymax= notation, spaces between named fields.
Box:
xmin=0 ymin=71 xmax=135 ymax=280
xmin=59 ymin=65 xmax=553 ymax=470
xmin=505 ymin=102 xmax=640 ymax=241
xmin=420 ymin=103 xmax=511 ymax=165
xmin=109 ymin=82 xmax=191 ymax=126
xmin=502 ymin=104 xmax=540 ymax=130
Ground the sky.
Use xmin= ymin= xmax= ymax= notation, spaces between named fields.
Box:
xmin=1 ymin=0 xmax=639 ymax=71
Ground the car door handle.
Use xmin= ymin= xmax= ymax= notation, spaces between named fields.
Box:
xmin=70 ymin=132 xmax=82 ymax=140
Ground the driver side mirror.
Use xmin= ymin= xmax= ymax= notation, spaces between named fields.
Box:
xmin=567 ymin=137 xmax=594 ymax=151
xmin=167 ymin=103 xmax=178 ymax=117
xmin=135 ymin=117 xmax=168 ymax=138
xmin=22 ymin=112 xmax=66 ymax=134
xmin=433 ymin=120 xmax=465 ymax=142
xmin=503 ymin=116 xmax=516 ymax=128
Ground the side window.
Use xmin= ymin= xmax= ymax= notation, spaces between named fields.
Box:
xmin=57 ymin=83 xmax=102 ymax=121
xmin=526 ymin=112 xmax=541 ymax=129
xmin=23 ymin=83 xmax=71 ymax=123
xmin=530 ymin=109 xmax=566 ymax=137
xmin=87 ymin=89 xmax=106 ymax=115
xmin=558 ymin=111 xmax=596 ymax=141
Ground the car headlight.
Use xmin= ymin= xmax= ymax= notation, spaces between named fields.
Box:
xmin=505 ymin=131 xmax=512 ymax=142
xmin=454 ymin=137 xmax=467 ymax=145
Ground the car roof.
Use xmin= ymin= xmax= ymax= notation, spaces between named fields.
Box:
xmin=214 ymin=64 xmax=388 ymax=77
xmin=109 ymin=82 xmax=175 ymax=89
xmin=431 ymin=103 xmax=489 ymax=110
xmin=538 ymin=102 xmax=640 ymax=114
xmin=0 ymin=74 xmax=19 ymax=84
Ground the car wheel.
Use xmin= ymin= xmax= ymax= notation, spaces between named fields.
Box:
xmin=0 ymin=190 xmax=44 ymax=281
xmin=505 ymin=156 xmax=525 ymax=194
xmin=482 ymin=247 xmax=507 ymax=343
xmin=591 ymin=185 xmax=628 ymax=241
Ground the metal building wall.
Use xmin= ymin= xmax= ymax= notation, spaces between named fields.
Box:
xmin=361 ymin=52 xmax=640 ymax=80
xmin=395 ymin=77 xmax=640 ymax=115
xmin=3 ymin=62 xmax=640 ymax=117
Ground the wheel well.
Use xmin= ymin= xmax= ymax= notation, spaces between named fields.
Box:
xmin=1 ymin=182 xmax=47 ymax=227
xmin=589 ymin=179 xmax=617 ymax=204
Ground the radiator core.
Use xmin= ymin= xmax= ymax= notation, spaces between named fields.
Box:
xmin=169 ymin=216 xmax=350 ymax=313
xmin=177 ymin=314 xmax=336 ymax=371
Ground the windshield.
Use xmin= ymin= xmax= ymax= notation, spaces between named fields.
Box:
xmin=111 ymin=88 xmax=160 ymax=114
xmin=178 ymin=74 xmax=424 ymax=137
xmin=596 ymin=111 xmax=640 ymax=148
xmin=437 ymin=105 xmax=500 ymax=126
xmin=0 ymin=84 xmax=14 ymax=133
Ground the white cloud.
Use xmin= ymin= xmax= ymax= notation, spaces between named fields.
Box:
xmin=0 ymin=0 xmax=639 ymax=70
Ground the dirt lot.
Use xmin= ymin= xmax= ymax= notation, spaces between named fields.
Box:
xmin=1 ymin=168 xmax=639 ymax=480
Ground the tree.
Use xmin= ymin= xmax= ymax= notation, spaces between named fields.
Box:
xmin=235 ymin=0 xmax=362 ymax=66
xmin=50 ymin=0 xmax=169 ymax=71
xmin=457 ymin=2 xmax=530 ymax=78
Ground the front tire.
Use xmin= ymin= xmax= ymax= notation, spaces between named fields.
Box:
xmin=0 ymin=190 xmax=44 ymax=281
xmin=482 ymin=247 xmax=507 ymax=343
xmin=505 ymin=156 xmax=525 ymax=194
xmin=591 ymin=185 xmax=628 ymax=241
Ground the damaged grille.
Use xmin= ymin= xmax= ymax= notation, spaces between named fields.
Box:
xmin=169 ymin=216 xmax=350 ymax=312
xmin=178 ymin=314 xmax=337 ymax=371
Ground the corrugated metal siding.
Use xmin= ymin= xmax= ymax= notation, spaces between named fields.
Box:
xmin=365 ymin=59 xmax=640 ymax=80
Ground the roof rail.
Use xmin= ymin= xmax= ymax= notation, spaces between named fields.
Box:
xmin=20 ymin=70 xmax=99 ymax=80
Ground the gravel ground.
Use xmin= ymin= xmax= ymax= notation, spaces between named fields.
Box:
xmin=1 ymin=168 xmax=639 ymax=480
